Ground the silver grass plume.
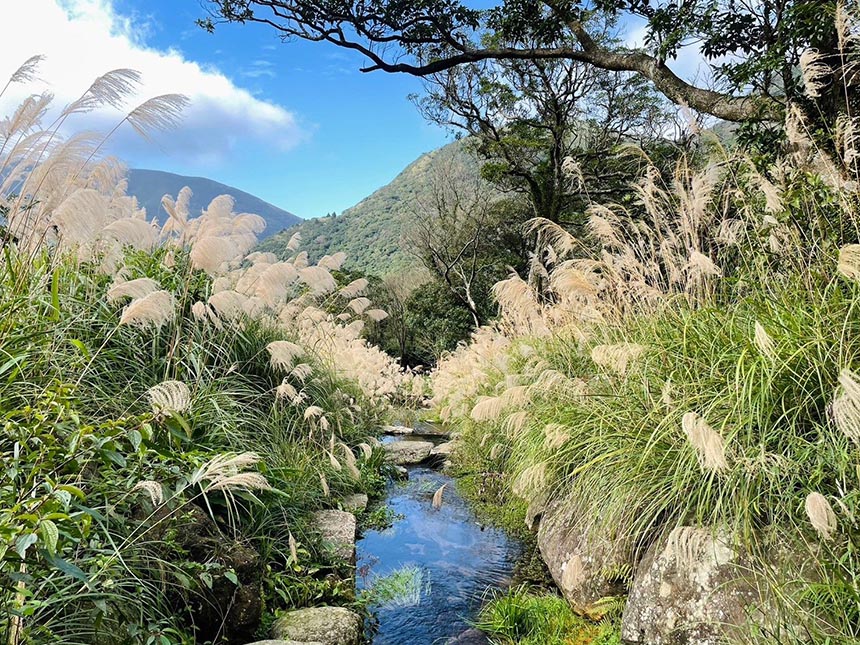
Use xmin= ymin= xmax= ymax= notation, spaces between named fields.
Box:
xmin=838 ymin=244 xmax=860 ymax=281
xmin=192 ymin=452 xmax=272 ymax=492
xmin=754 ymin=322 xmax=777 ymax=360
xmin=267 ymin=340 xmax=304 ymax=370
xmin=471 ymin=396 xmax=505 ymax=422
xmin=126 ymin=94 xmax=189 ymax=140
xmin=543 ymin=423 xmax=570 ymax=449
xmin=799 ymin=49 xmax=831 ymax=98
xmin=432 ymin=484 xmax=447 ymax=510
xmin=590 ymin=343 xmax=646 ymax=376
xmin=276 ymin=379 xmax=298 ymax=402
xmin=132 ymin=480 xmax=164 ymax=506
xmin=304 ymin=405 xmax=324 ymax=420
xmin=681 ymin=412 xmax=729 ymax=473
xmin=6 ymin=55 xmax=44 ymax=88
xmin=298 ymin=266 xmax=337 ymax=295
xmin=107 ymin=277 xmax=160 ymax=303
xmin=208 ymin=290 xmax=248 ymax=320
xmin=831 ymin=368 xmax=860 ymax=445
xmin=358 ymin=443 xmax=373 ymax=460
xmin=339 ymin=443 xmax=361 ymax=480
xmin=291 ymin=363 xmax=314 ymax=382
xmin=63 ymin=69 xmax=142 ymax=115
xmin=319 ymin=251 xmax=347 ymax=270
xmin=340 ymin=278 xmax=368 ymax=299
xmin=119 ymin=290 xmax=175 ymax=329
xmin=348 ymin=297 xmax=371 ymax=314
xmin=147 ymin=380 xmax=192 ymax=415
xmin=364 ymin=308 xmax=388 ymax=322
xmin=805 ymin=492 xmax=837 ymax=540
xmin=496 ymin=413 xmax=527 ymax=440
xmin=286 ymin=232 xmax=302 ymax=252
xmin=288 ymin=532 xmax=299 ymax=564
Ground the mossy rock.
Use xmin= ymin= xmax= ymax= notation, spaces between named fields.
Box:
xmin=271 ymin=606 xmax=362 ymax=645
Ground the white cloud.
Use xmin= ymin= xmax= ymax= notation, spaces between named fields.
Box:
xmin=0 ymin=0 xmax=307 ymax=167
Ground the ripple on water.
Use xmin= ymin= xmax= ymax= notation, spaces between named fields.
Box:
xmin=357 ymin=467 xmax=520 ymax=645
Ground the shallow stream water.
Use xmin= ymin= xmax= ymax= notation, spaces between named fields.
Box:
xmin=357 ymin=448 xmax=520 ymax=645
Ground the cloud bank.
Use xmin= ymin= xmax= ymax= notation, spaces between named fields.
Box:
xmin=0 ymin=0 xmax=305 ymax=166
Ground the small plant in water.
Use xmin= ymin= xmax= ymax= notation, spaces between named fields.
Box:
xmin=360 ymin=565 xmax=430 ymax=609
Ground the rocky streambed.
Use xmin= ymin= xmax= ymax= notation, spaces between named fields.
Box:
xmin=250 ymin=423 xmax=520 ymax=645
xmin=360 ymin=426 xmax=520 ymax=644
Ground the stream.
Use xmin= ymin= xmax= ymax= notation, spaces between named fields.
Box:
xmin=357 ymin=431 xmax=521 ymax=645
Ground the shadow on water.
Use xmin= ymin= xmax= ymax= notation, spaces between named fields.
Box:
xmin=357 ymin=464 xmax=520 ymax=645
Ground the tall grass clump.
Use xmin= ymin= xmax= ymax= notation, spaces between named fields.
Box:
xmin=0 ymin=58 xmax=417 ymax=643
xmin=432 ymin=34 xmax=860 ymax=639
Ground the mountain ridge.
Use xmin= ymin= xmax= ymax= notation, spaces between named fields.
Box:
xmin=126 ymin=169 xmax=301 ymax=239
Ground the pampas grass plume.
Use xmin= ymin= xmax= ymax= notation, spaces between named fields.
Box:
xmin=147 ymin=380 xmax=191 ymax=415
xmin=831 ymin=368 xmax=860 ymax=445
xmin=267 ymin=340 xmax=304 ymax=370
xmin=754 ymin=322 xmax=777 ymax=360
xmin=838 ymin=245 xmax=860 ymax=281
xmin=681 ymin=412 xmax=729 ymax=473
xmin=107 ymin=277 xmax=160 ymax=303
xmin=120 ymin=290 xmax=175 ymax=329
xmin=805 ymin=492 xmax=837 ymax=540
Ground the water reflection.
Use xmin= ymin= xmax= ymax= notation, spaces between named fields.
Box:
xmin=357 ymin=467 xmax=519 ymax=645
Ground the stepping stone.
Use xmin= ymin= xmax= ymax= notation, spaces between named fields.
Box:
xmin=272 ymin=606 xmax=362 ymax=645
xmin=312 ymin=510 xmax=356 ymax=564
xmin=445 ymin=628 xmax=490 ymax=644
xmin=341 ymin=493 xmax=368 ymax=512
xmin=382 ymin=424 xmax=413 ymax=435
xmin=430 ymin=441 xmax=456 ymax=458
xmin=383 ymin=440 xmax=434 ymax=465
xmin=247 ymin=641 xmax=322 ymax=645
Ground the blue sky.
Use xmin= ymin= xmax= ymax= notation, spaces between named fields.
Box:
xmin=0 ymin=0 xmax=451 ymax=219
xmin=0 ymin=1 xmax=711 ymax=222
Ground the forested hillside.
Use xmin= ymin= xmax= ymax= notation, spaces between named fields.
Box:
xmin=258 ymin=139 xmax=485 ymax=275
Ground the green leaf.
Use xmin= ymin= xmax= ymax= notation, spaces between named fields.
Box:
xmin=14 ymin=533 xmax=37 ymax=559
xmin=69 ymin=339 xmax=90 ymax=358
xmin=57 ymin=484 xmax=85 ymax=500
xmin=50 ymin=267 xmax=60 ymax=321
xmin=127 ymin=429 xmax=142 ymax=452
xmin=39 ymin=520 xmax=58 ymax=554
xmin=44 ymin=552 xmax=88 ymax=583
xmin=0 ymin=355 xmax=25 ymax=382
xmin=224 ymin=570 xmax=239 ymax=586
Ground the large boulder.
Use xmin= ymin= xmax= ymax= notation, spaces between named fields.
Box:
xmin=271 ymin=606 xmax=362 ymax=645
xmin=313 ymin=510 xmax=357 ymax=565
xmin=383 ymin=440 xmax=434 ymax=465
xmin=147 ymin=505 xmax=263 ymax=641
xmin=537 ymin=499 xmax=633 ymax=617
xmin=621 ymin=527 xmax=763 ymax=644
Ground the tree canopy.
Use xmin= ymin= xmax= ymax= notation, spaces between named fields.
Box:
xmin=201 ymin=0 xmax=849 ymax=125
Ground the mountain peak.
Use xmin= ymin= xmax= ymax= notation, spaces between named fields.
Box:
xmin=126 ymin=169 xmax=301 ymax=239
